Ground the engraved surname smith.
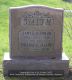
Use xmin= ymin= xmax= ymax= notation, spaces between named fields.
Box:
xmin=21 ymin=11 xmax=54 ymax=26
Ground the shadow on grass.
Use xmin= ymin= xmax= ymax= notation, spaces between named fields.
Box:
xmin=4 ymin=76 xmax=64 ymax=80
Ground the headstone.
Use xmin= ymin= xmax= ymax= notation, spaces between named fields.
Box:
xmin=10 ymin=5 xmax=64 ymax=59
xmin=3 ymin=5 xmax=69 ymax=78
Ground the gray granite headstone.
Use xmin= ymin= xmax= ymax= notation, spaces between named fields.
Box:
xmin=3 ymin=5 xmax=69 ymax=78
xmin=10 ymin=5 xmax=63 ymax=59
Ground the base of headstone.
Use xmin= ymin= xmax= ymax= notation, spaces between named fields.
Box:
xmin=3 ymin=52 xmax=69 ymax=77
xmin=4 ymin=76 xmax=65 ymax=80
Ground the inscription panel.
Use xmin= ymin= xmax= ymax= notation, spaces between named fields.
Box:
xmin=19 ymin=31 xmax=54 ymax=52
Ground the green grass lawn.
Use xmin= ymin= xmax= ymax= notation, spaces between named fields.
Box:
xmin=0 ymin=0 xmax=72 ymax=79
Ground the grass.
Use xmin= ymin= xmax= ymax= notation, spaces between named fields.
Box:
xmin=63 ymin=12 xmax=72 ymax=66
xmin=0 ymin=0 xmax=72 ymax=79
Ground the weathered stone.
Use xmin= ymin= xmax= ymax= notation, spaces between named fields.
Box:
xmin=9 ymin=5 xmax=64 ymax=58
xmin=3 ymin=52 xmax=69 ymax=76
xmin=3 ymin=5 xmax=69 ymax=77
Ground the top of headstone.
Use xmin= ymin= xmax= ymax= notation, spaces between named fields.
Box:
xmin=10 ymin=5 xmax=63 ymax=10
xmin=10 ymin=5 xmax=64 ymax=59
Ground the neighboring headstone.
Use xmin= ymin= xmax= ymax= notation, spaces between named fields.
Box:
xmin=63 ymin=0 xmax=72 ymax=2
xmin=3 ymin=5 xmax=69 ymax=78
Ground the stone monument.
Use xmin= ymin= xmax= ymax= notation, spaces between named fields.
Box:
xmin=3 ymin=5 xmax=69 ymax=77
